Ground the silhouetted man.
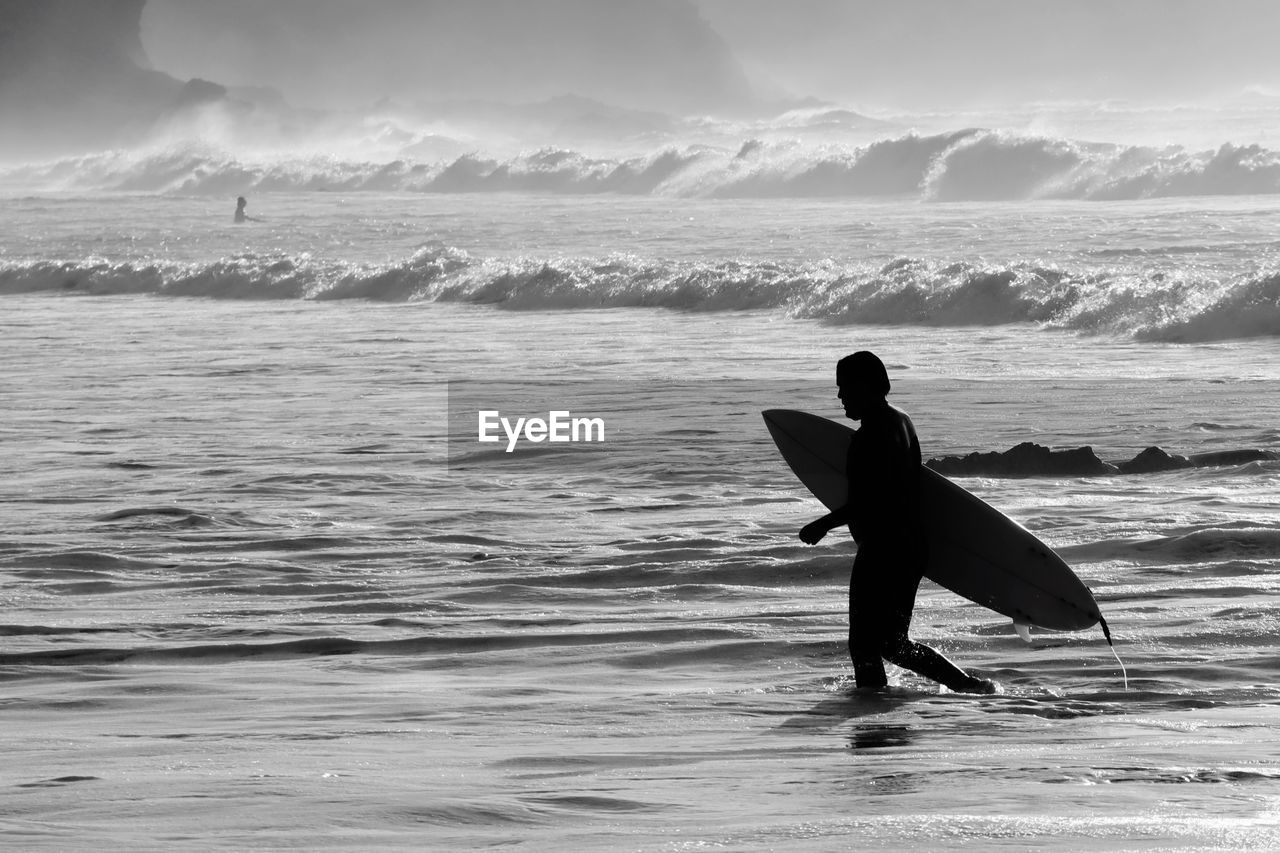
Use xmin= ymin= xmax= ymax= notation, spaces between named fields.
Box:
xmin=800 ymin=351 xmax=996 ymax=694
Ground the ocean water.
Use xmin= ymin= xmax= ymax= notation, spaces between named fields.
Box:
xmin=3 ymin=143 xmax=1280 ymax=849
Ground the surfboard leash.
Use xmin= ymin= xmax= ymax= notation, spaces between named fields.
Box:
xmin=1098 ymin=615 xmax=1129 ymax=691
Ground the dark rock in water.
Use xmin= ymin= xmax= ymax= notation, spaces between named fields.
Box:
xmin=927 ymin=442 xmax=1119 ymax=478
xmin=929 ymin=441 xmax=1276 ymax=478
xmin=928 ymin=442 xmax=1277 ymax=478
xmin=1118 ymin=446 xmax=1194 ymax=475
xmin=1190 ymin=449 xmax=1279 ymax=467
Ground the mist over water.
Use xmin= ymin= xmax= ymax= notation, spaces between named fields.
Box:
xmin=4 ymin=0 xmax=1279 ymax=197
xmin=3 ymin=0 xmax=1279 ymax=165
xmin=11 ymin=127 xmax=1280 ymax=202
xmin=138 ymin=0 xmax=1280 ymax=114
xmin=142 ymin=0 xmax=754 ymax=114
xmin=701 ymin=0 xmax=1280 ymax=109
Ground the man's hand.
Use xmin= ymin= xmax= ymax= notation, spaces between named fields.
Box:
xmin=799 ymin=520 xmax=829 ymax=545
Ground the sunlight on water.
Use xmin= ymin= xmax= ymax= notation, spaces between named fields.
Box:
xmin=2 ymin=275 xmax=1279 ymax=847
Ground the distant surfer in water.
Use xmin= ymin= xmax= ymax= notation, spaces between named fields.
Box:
xmin=234 ymin=196 xmax=260 ymax=223
xmin=800 ymin=351 xmax=997 ymax=694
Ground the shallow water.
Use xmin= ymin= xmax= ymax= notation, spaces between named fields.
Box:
xmin=3 ymin=187 xmax=1280 ymax=849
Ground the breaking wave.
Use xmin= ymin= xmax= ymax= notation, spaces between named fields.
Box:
xmin=7 ymin=130 xmax=1280 ymax=200
xmin=4 ymin=248 xmax=1277 ymax=341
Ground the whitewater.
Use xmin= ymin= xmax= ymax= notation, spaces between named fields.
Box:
xmin=4 ymin=187 xmax=1280 ymax=343
xmin=3 ymin=123 xmax=1280 ymax=849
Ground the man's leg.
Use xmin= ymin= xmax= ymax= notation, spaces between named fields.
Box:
xmin=883 ymin=638 xmax=994 ymax=693
xmin=849 ymin=555 xmax=888 ymax=688
xmin=875 ymin=541 xmax=997 ymax=694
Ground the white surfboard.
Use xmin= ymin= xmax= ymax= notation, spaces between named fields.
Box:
xmin=763 ymin=409 xmax=1103 ymax=632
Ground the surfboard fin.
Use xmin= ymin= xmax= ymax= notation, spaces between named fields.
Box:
xmin=1012 ymin=620 xmax=1033 ymax=644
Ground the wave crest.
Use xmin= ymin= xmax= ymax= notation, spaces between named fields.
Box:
xmin=4 ymin=248 xmax=1277 ymax=341
xmin=9 ymin=131 xmax=1280 ymax=200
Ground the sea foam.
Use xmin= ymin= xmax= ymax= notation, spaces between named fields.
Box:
xmin=7 ymin=131 xmax=1280 ymax=200
xmin=4 ymin=248 xmax=1277 ymax=341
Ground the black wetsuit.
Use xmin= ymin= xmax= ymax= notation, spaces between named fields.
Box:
xmin=846 ymin=406 xmax=973 ymax=690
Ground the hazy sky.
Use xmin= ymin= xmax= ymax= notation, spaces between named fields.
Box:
xmin=698 ymin=0 xmax=1280 ymax=109
xmin=141 ymin=0 xmax=1280 ymax=113
xmin=141 ymin=0 xmax=751 ymax=112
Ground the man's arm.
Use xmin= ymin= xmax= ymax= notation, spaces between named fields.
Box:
xmin=799 ymin=503 xmax=854 ymax=544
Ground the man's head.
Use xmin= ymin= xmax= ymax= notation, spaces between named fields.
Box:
xmin=836 ymin=350 xmax=890 ymax=420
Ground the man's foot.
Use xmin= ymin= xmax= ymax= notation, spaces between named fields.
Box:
xmin=953 ymin=676 xmax=999 ymax=695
